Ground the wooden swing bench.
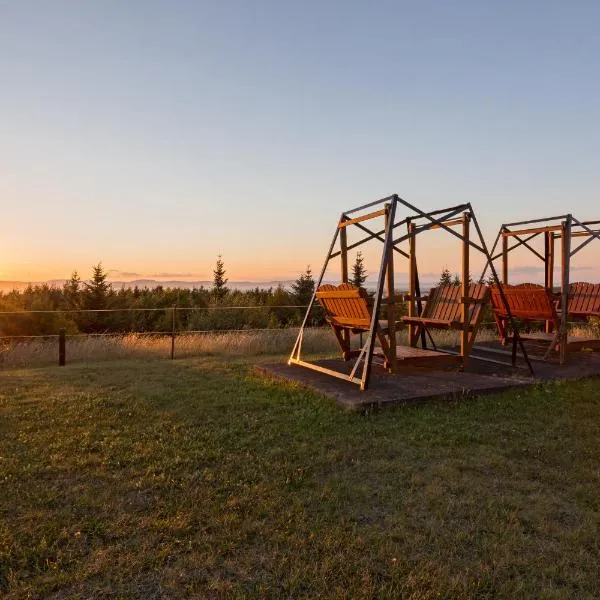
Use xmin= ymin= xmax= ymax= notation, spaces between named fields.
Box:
xmin=490 ymin=285 xmax=560 ymax=359
xmin=316 ymin=283 xmax=398 ymax=367
xmin=566 ymin=282 xmax=600 ymax=318
xmin=401 ymin=284 xmax=489 ymax=357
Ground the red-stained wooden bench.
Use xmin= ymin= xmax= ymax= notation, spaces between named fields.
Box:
xmin=316 ymin=283 xmax=397 ymax=365
xmin=490 ymin=285 xmax=560 ymax=358
xmin=401 ymin=284 xmax=489 ymax=360
xmin=567 ymin=282 xmax=600 ymax=318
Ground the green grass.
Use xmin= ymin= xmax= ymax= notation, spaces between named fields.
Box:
xmin=1 ymin=358 xmax=600 ymax=599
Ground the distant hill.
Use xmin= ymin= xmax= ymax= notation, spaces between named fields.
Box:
xmin=0 ymin=279 xmax=300 ymax=293
xmin=0 ymin=277 xmax=430 ymax=294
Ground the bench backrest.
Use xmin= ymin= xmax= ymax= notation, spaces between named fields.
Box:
xmin=490 ymin=285 xmax=558 ymax=321
xmin=316 ymin=283 xmax=372 ymax=329
xmin=421 ymin=283 xmax=488 ymax=325
xmin=568 ymin=282 xmax=600 ymax=317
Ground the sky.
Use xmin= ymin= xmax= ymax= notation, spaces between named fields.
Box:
xmin=1 ymin=0 xmax=598 ymax=284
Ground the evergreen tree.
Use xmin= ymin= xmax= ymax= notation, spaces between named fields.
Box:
xmin=63 ymin=270 xmax=82 ymax=309
xmin=291 ymin=266 xmax=315 ymax=305
xmin=351 ymin=252 xmax=368 ymax=291
xmin=212 ymin=255 xmax=229 ymax=301
xmin=439 ymin=267 xmax=453 ymax=286
xmin=452 ymin=273 xmax=461 ymax=287
xmin=84 ymin=263 xmax=111 ymax=310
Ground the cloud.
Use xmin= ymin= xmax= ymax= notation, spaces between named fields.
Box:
xmin=147 ymin=272 xmax=203 ymax=278
xmin=508 ymin=265 xmax=594 ymax=275
xmin=109 ymin=270 xmax=143 ymax=278
xmin=508 ymin=265 xmax=545 ymax=275
xmin=107 ymin=269 xmax=207 ymax=280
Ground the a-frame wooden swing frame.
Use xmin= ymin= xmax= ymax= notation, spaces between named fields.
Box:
xmin=486 ymin=214 xmax=600 ymax=364
xmin=289 ymin=194 xmax=533 ymax=390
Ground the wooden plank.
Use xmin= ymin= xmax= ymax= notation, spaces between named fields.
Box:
xmin=414 ymin=218 xmax=463 ymax=232
xmin=502 ymin=225 xmax=563 ymax=237
xmin=408 ymin=221 xmax=417 ymax=346
xmin=339 ymin=228 xmax=350 ymax=349
xmin=560 ymin=219 xmax=571 ymax=364
xmin=570 ymin=230 xmax=600 ymax=238
xmin=316 ymin=289 xmax=363 ymax=299
xmin=385 ymin=205 xmax=397 ymax=371
xmin=502 ymin=231 xmax=508 ymax=284
xmin=289 ymin=358 xmax=363 ymax=386
xmin=338 ymin=208 xmax=387 ymax=228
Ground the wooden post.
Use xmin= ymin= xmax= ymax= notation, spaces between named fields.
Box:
xmin=170 ymin=305 xmax=176 ymax=360
xmin=544 ymin=231 xmax=555 ymax=333
xmin=361 ymin=197 xmax=397 ymax=390
xmin=58 ymin=328 xmax=66 ymax=366
xmin=339 ymin=218 xmax=350 ymax=349
xmin=408 ymin=220 xmax=416 ymax=346
xmin=385 ymin=205 xmax=396 ymax=372
xmin=559 ymin=217 xmax=571 ymax=364
xmin=501 ymin=228 xmax=508 ymax=284
xmin=461 ymin=213 xmax=470 ymax=366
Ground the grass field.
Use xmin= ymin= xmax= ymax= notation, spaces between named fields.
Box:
xmin=2 ymin=357 xmax=600 ymax=598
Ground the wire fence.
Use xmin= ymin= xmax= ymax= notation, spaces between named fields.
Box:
xmin=0 ymin=304 xmax=331 ymax=367
xmin=1 ymin=304 xmax=597 ymax=369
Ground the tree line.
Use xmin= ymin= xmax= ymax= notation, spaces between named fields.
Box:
xmin=0 ymin=253 xmax=477 ymax=337
xmin=0 ymin=259 xmax=325 ymax=337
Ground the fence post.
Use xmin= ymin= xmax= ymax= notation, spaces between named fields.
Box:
xmin=58 ymin=328 xmax=66 ymax=366
xmin=170 ymin=305 xmax=176 ymax=360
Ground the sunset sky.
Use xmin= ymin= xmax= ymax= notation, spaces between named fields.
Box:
xmin=1 ymin=1 xmax=598 ymax=284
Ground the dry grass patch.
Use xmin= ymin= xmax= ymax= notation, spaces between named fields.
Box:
xmin=0 ymin=327 xmax=506 ymax=369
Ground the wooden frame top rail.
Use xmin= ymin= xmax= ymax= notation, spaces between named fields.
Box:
xmin=414 ymin=217 xmax=463 ymax=232
xmin=338 ymin=208 xmax=387 ymax=228
xmin=501 ymin=215 xmax=569 ymax=228
xmin=564 ymin=230 xmax=600 ymax=238
xmin=502 ymin=225 xmax=563 ymax=237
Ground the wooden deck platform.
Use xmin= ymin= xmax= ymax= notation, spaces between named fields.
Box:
xmin=392 ymin=345 xmax=461 ymax=367
xmin=258 ymin=359 xmax=528 ymax=411
xmin=508 ymin=332 xmax=600 ymax=352
xmin=258 ymin=340 xmax=600 ymax=411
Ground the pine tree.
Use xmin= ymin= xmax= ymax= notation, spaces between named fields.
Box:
xmin=291 ymin=266 xmax=315 ymax=305
xmin=63 ymin=270 xmax=82 ymax=309
xmin=351 ymin=252 xmax=367 ymax=291
xmin=212 ymin=255 xmax=229 ymax=302
xmin=84 ymin=263 xmax=111 ymax=310
xmin=439 ymin=267 xmax=453 ymax=286
xmin=452 ymin=273 xmax=461 ymax=287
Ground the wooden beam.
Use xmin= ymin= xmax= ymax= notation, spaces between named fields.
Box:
xmin=289 ymin=358 xmax=363 ymax=386
xmin=491 ymin=231 xmax=543 ymax=260
xmin=502 ymin=215 xmax=569 ymax=228
xmin=545 ymin=230 xmax=555 ymax=334
xmin=502 ymin=225 xmax=563 ymax=237
xmin=343 ymin=195 xmax=395 ymax=216
xmin=338 ymin=208 xmax=386 ymax=228
xmin=414 ymin=217 xmax=463 ymax=232
xmin=385 ymin=205 xmax=396 ymax=372
xmin=339 ymin=220 xmax=349 ymax=349
xmin=570 ymin=230 xmax=600 ymax=238
xmin=502 ymin=230 xmax=508 ymax=284
xmin=559 ymin=218 xmax=571 ymax=364
xmin=361 ymin=198 xmax=397 ymax=390
xmin=461 ymin=213 xmax=470 ymax=365
xmin=408 ymin=221 xmax=416 ymax=347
